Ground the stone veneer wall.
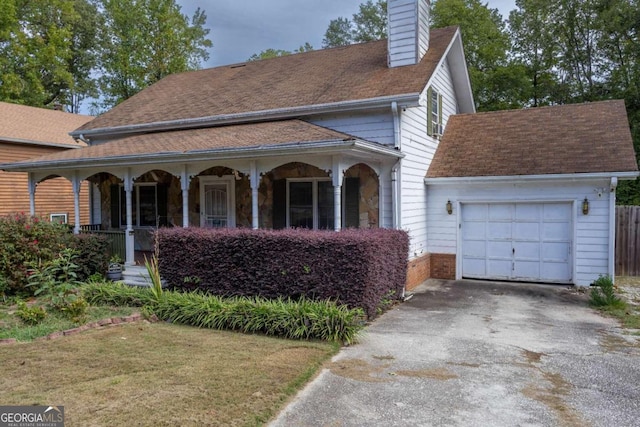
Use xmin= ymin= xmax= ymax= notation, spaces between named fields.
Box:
xmin=93 ymin=162 xmax=380 ymax=231
xmin=344 ymin=163 xmax=379 ymax=228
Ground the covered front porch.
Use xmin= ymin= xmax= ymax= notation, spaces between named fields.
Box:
xmin=21 ymin=148 xmax=401 ymax=266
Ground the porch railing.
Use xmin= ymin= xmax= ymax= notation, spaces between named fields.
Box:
xmin=80 ymin=227 xmax=126 ymax=260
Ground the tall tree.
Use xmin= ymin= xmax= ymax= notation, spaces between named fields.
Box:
xmin=98 ymin=0 xmax=212 ymax=108
xmin=508 ymin=0 xmax=563 ymax=106
xmin=66 ymin=0 xmax=102 ymax=113
xmin=322 ymin=0 xmax=387 ymax=48
xmin=248 ymin=43 xmax=313 ymax=61
xmin=0 ymin=0 xmax=77 ymax=107
xmin=432 ymin=0 xmax=524 ymax=110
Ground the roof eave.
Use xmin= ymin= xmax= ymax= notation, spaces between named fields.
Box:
xmin=425 ymin=171 xmax=640 ymax=185
xmin=0 ymin=138 xmax=404 ymax=172
xmin=71 ymin=94 xmax=421 ymax=141
xmin=0 ymin=136 xmax=83 ymax=149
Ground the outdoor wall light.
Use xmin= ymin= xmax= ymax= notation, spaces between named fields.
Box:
xmin=446 ymin=200 xmax=453 ymax=215
xmin=582 ymin=197 xmax=589 ymax=215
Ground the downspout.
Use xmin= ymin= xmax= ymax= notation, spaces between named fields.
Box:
xmin=391 ymin=102 xmax=402 ymax=229
xmin=391 ymin=102 xmax=404 ymax=298
xmin=609 ymin=177 xmax=618 ymax=282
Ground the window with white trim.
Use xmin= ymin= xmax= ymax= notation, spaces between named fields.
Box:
xmin=427 ymin=87 xmax=443 ymax=137
xmin=49 ymin=213 xmax=68 ymax=224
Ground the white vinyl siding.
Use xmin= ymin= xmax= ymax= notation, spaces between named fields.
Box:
xmin=426 ymin=179 xmax=614 ymax=286
xmin=307 ymin=112 xmax=395 ymax=145
xmin=387 ymin=0 xmax=430 ymax=67
xmin=401 ymin=58 xmax=457 ymax=257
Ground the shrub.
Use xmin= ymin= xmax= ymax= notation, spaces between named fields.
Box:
xmin=156 ymin=228 xmax=409 ymax=318
xmin=82 ymin=281 xmax=156 ymax=307
xmin=15 ymin=301 xmax=47 ymax=325
xmin=71 ymin=233 xmax=110 ymax=281
xmin=82 ymin=282 xmax=364 ymax=343
xmin=589 ymin=275 xmax=627 ymax=309
xmin=0 ymin=213 xmax=73 ymax=295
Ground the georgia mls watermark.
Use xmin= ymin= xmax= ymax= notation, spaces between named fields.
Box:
xmin=0 ymin=406 xmax=64 ymax=427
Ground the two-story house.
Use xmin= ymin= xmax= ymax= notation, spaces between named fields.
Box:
xmin=1 ymin=0 xmax=637 ymax=288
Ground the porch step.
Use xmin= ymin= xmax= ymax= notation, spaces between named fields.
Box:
xmin=120 ymin=266 xmax=151 ymax=287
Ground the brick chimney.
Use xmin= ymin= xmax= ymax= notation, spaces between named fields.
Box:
xmin=387 ymin=0 xmax=430 ymax=67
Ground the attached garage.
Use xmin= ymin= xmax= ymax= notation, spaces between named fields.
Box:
xmin=461 ymin=202 xmax=572 ymax=283
xmin=424 ymin=101 xmax=639 ymax=286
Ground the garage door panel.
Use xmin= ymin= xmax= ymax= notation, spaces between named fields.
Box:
xmin=516 ymin=204 xmax=541 ymax=220
xmin=462 ymin=222 xmax=485 ymax=240
xmin=543 ymin=222 xmax=570 ymax=240
xmin=513 ymin=261 xmax=540 ymax=280
xmin=489 ymin=204 xmax=513 ymax=220
xmin=514 ymin=241 xmax=539 ymax=259
xmin=487 ymin=241 xmax=511 ymax=258
xmin=462 ymin=240 xmax=486 ymax=257
xmin=462 ymin=204 xmax=487 ymax=221
xmin=544 ymin=203 xmax=572 ymax=219
xmin=514 ymin=222 xmax=540 ymax=240
xmin=462 ymin=202 xmax=572 ymax=283
xmin=488 ymin=222 xmax=511 ymax=239
xmin=541 ymin=262 xmax=571 ymax=281
xmin=463 ymin=258 xmax=486 ymax=277
xmin=542 ymin=242 xmax=569 ymax=261
xmin=487 ymin=260 xmax=511 ymax=279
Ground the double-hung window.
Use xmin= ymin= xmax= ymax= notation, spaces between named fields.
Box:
xmin=287 ymin=179 xmax=334 ymax=230
xmin=427 ymin=87 xmax=443 ymax=137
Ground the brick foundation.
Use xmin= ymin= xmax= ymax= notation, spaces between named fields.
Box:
xmin=405 ymin=253 xmax=457 ymax=290
xmin=406 ymin=253 xmax=431 ymax=291
xmin=430 ymin=253 xmax=456 ymax=280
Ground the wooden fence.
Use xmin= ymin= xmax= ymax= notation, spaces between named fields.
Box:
xmin=615 ymin=206 xmax=640 ymax=276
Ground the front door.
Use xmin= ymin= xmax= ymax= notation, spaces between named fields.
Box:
xmin=200 ymin=177 xmax=234 ymax=228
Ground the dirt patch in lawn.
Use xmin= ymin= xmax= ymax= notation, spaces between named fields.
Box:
xmin=0 ymin=322 xmax=336 ymax=426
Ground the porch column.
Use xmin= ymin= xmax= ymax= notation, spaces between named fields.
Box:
xmin=250 ymin=161 xmax=259 ymax=229
xmin=72 ymin=171 xmax=81 ymax=234
xmin=332 ymin=156 xmax=343 ymax=231
xmin=27 ymin=173 xmax=36 ymax=217
xmin=181 ymin=165 xmax=190 ymax=228
xmin=124 ymin=170 xmax=135 ymax=266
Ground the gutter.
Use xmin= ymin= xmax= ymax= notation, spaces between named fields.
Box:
xmin=0 ymin=138 xmax=404 ymax=172
xmin=0 ymin=136 xmax=83 ymax=150
xmin=69 ymin=94 xmax=421 ymax=141
xmin=424 ymin=171 xmax=640 ymax=185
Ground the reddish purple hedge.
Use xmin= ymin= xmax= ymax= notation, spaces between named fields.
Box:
xmin=155 ymin=228 xmax=409 ymax=318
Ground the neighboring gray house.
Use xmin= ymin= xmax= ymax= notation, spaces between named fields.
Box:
xmin=1 ymin=0 xmax=637 ymax=288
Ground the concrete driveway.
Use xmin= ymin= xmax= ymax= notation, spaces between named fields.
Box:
xmin=270 ymin=279 xmax=640 ymax=427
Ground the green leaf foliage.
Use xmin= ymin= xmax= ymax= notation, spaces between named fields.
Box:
xmin=82 ymin=282 xmax=365 ymax=344
xmin=98 ymin=0 xmax=212 ymax=108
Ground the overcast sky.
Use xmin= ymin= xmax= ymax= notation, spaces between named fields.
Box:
xmin=177 ymin=0 xmax=517 ymax=67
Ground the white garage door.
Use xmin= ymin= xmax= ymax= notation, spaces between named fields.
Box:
xmin=461 ymin=203 xmax=572 ymax=283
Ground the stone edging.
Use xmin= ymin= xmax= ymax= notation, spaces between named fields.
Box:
xmin=0 ymin=312 xmax=147 ymax=345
